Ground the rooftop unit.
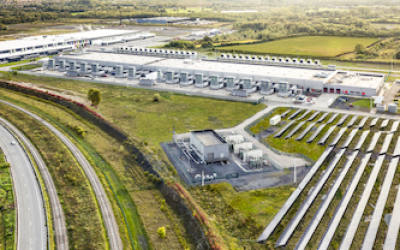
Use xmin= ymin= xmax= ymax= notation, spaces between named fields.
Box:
xmin=59 ymin=60 xmax=66 ymax=72
xmin=226 ymin=76 xmax=240 ymax=91
xmin=209 ymin=75 xmax=225 ymax=90
xmin=195 ymin=73 xmax=209 ymax=88
xmin=260 ymin=79 xmax=274 ymax=95
xmin=166 ymin=70 xmax=179 ymax=84
xmin=179 ymin=72 xmax=194 ymax=86
xmin=128 ymin=66 xmax=138 ymax=79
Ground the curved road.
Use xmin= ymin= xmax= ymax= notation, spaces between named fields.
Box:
xmin=0 ymin=116 xmax=69 ymax=250
xmin=0 ymin=120 xmax=46 ymax=250
xmin=0 ymin=100 xmax=123 ymax=250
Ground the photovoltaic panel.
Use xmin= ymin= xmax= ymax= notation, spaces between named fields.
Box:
xmin=257 ymin=147 xmax=334 ymax=243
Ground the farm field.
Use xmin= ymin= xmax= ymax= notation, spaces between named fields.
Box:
xmin=219 ymin=36 xmax=380 ymax=57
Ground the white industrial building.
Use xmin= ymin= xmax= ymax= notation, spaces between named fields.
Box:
xmin=53 ymin=52 xmax=385 ymax=97
xmin=190 ymin=130 xmax=229 ymax=163
xmin=0 ymin=29 xmax=153 ymax=62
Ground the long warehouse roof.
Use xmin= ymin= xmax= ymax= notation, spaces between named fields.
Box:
xmin=58 ymin=52 xmax=384 ymax=88
xmin=59 ymin=52 xmax=334 ymax=80
xmin=0 ymin=30 xmax=140 ymax=51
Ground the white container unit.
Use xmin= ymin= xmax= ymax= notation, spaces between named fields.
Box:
xmin=243 ymin=149 xmax=263 ymax=162
xmin=166 ymin=70 xmax=179 ymax=84
xmin=115 ymin=65 xmax=126 ymax=78
xmin=80 ymin=62 xmax=88 ymax=72
xmin=59 ymin=60 xmax=66 ymax=72
xmin=225 ymin=135 xmax=244 ymax=144
xmin=270 ymin=115 xmax=281 ymax=126
xmin=179 ymin=72 xmax=193 ymax=86
xmin=48 ymin=58 xmax=55 ymax=70
xmin=226 ymin=76 xmax=240 ymax=91
xmin=69 ymin=61 xmax=77 ymax=71
xmin=233 ymin=142 xmax=253 ymax=154
xmin=195 ymin=73 xmax=209 ymax=88
xmin=242 ymin=78 xmax=257 ymax=94
xmin=209 ymin=75 xmax=225 ymax=90
xmin=260 ymin=79 xmax=274 ymax=95
xmin=128 ymin=66 xmax=138 ymax=79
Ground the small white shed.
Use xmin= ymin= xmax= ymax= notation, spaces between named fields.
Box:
xmin=270 ymin=115 xmax=281 ymax=126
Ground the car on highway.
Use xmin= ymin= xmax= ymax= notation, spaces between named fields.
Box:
xmin=11 ymin=140 xmax=16 ymax=145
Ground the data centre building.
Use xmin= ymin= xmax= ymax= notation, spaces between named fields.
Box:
xmin=54 ymin=52 xmax=385 ymax=97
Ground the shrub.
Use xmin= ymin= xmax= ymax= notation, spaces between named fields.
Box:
xmin=157 ymin=226 xmax=166 ymax=238
xmin=153 ymin=93 xmax=161 ymax=102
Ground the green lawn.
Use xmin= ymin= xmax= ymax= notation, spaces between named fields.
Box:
xmin=219 ymin=36 xmax=380 ymax=57
xmin=352 ymin=99 xmax=371 ymax=107
xmin=191 ymin=182 xmax=295 ymax=249
xmin=11 ymin=64 xmax=42 ymax=71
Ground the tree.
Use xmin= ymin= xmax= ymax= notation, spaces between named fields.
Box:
xmin=201 ymin=41 xmax=213 ymax=48
xmin=355 ymin=44 xmax=365 ymax=54
xmin=157 ymin=227 xmax=166 ymax=238
xmin=203 ymin=35 xmax=212 ymax=42
xmin=88 ymin=89 xmax=102 ymax=106
xmin=153 ymin=93 xmax=161 ymax=102
xmin=395 ymin=51 xmax=400 ymax=60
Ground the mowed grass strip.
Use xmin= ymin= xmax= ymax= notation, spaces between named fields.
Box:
xmin=0 ymin=103 xmax=107 ymax=250
xmin=219 ymin=36 xmax=379 ymax=57
xmin=0 ymin=152 xmax=15 ymax=250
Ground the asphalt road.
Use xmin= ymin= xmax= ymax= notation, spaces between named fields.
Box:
xmin=0 ymin=121 xmax=46 ymax=250
xmin=0 ymin=116 xmax=69 ymax=250
xmin=0 ymin=100 xmax=123 ymax=250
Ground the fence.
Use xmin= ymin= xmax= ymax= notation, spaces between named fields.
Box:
xmin=163 ymin=141 xmax=280 ymax=185
xmin=0 ymin=80 xmax=211 ymax=250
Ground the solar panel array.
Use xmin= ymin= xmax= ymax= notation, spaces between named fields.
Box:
xmin=318 ymin=125 xmax=337 ymax=145
xmin=257 ymin=108 xmax=400 ymax=249
xmin=339 ymin=155 xmax=386 ymax=250
xmin=295 ymin=151 xmax=359 ymax=250
xmin=275 ymin=149 xmax=346 ymax=247
xmin=286 ymin=121 xmax=306 ymax=139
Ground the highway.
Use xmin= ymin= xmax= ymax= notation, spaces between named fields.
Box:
xmin=0 ymin=119 xmax=46 ymax=250
xmin=0 ymin=116 xmax=69 ymax=250
xmin=0 ymin=100 xmax=123 ymax=250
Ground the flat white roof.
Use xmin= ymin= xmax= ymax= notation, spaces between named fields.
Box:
xmin=192 ymin=131 xmax=225 ymax=146
xmin=60 ymin=52 xmax=333 ymax=80
xmin=151 ymin=58 xmax=332 ymax=80
xmin=0 ymin=38 xmax=67 ymax=51
xmin=56 ymin=29 xmax=139 ymax=41
xmin=327 ymin=71 xmax=383 ymax=89
xmin=60 ymin=53 xmax=163 ymax=65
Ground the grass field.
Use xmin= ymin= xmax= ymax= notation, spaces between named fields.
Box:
xmin=0 ymin=103 xmax=108 ymax=250
xmin=0 ymin=89 xmax=193 ymax=250
xmin=0 ymin=152 xmax=15 ymax=250
xmin=219 ymin=36 xmax=380 ymax=57
xmin=353 ymin=99 xmax=371 ymax=107
xmin=11 ymin=64 xmax=42 ymax=71
xmin=0 ymin=74 xmax=264 ymax=150
xmin=190 ymin=183 xmax=295 ymax=249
